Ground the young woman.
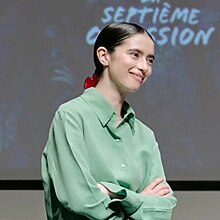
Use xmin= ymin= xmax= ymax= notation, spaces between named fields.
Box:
xmin=41 ymin=22 xmax=177 ymax=220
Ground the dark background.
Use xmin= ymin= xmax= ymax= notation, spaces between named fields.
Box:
xmin=0 ymin=0 xmax=219 ymax=181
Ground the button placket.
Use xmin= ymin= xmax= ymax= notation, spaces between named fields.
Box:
xmin=114 ymin=137 xmax=126 ymax=169
xmin=121 ymin=163 xmax=126 ymax=168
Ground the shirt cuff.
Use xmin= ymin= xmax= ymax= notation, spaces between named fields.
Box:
xmin=100 ymin=182 xmax=143 ymax=215
xmin=100 ymin=182 xmax=177 ymax=220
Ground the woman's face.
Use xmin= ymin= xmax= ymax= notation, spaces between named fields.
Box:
xmin=105 ymin=33 xmax=155 ymax=95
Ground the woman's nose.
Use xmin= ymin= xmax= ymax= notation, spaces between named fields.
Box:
xmin=137 ymin=58 xmax=149 ymax=73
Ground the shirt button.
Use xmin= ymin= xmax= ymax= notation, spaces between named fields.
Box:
xmin=121 ymin=164 xmax=126 ymax=168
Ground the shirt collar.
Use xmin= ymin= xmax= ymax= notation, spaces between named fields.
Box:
xmin=81 ymin=88 xmax=135 ymax=132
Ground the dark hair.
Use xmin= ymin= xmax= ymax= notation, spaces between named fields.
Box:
xmin=93 ymin=22 xmax=154 ymax=75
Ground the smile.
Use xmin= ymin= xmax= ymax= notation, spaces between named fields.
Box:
xmin=130 ymin=72 xmax=144 ymax=83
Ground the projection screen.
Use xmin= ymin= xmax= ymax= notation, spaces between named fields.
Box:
xmin=0 ymin=0 xmax=219 ymax=180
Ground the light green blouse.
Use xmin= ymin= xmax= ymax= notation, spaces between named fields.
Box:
xmin=41 ymin=88 xmax=177 ymax=220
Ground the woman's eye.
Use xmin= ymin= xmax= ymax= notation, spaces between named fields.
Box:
xmin=147 ymin=59 xmax=154 ymax=66
xmin=131 ymin=52 xmax=140 ymax=58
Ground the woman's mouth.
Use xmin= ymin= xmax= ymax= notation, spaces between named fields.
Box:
xmin=130 ymin=72 xmax=144 ymax=83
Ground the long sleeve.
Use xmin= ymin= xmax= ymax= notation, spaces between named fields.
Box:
xmin=41 ymin=89 xmax=177 ymax=219
xmin=41 ymin=110 xmax=124 ymax=219
xmin=100 ymin=182 xmax=176 ymax=220
xmin=100 ymin=140 xmax=177 ymax=220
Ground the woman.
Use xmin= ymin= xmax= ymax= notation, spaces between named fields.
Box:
xmin=41 ymin=22 xmax=177 ymax=219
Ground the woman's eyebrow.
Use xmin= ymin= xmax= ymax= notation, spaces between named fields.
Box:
xmin=128 ymin=49 xmax=155 ymax=60
xmin=128 ymin=48 xmax=143 ymax=54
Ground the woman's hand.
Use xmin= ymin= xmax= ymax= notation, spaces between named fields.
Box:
xmin=97 ymin=183 xmax=124 ymax=199
xmin=97 ymin=178 xmax=172 ymax=199
xmin=97 ymin=183 xmax=110 ymax=195
xmin=140 ymin=177 xmax=172 ymax=197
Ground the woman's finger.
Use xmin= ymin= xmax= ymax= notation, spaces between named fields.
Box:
xmin=145 ymin=177 xmax=164 ymax=190
xmin=156 ymin=188 xmax=171 ymax=196
xmin=152 ymin=183 xmax=170 ymax=194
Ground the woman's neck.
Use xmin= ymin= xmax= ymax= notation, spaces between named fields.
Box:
xmin=95 ymin=78 xmax=126 ymax=119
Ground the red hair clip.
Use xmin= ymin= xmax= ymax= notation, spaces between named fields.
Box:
xmin=84 ymin=72 xmax=99 ymax=89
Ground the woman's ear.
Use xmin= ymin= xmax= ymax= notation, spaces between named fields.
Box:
xmin=96 ymin=47 xmax=110 ymax=66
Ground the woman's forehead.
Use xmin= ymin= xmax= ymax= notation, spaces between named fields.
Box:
xmin=117 ymin=33 xmax=154 ymax=52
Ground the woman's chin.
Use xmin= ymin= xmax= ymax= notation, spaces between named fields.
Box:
xmin=127 ymin=85 xmax=141 ymax=93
